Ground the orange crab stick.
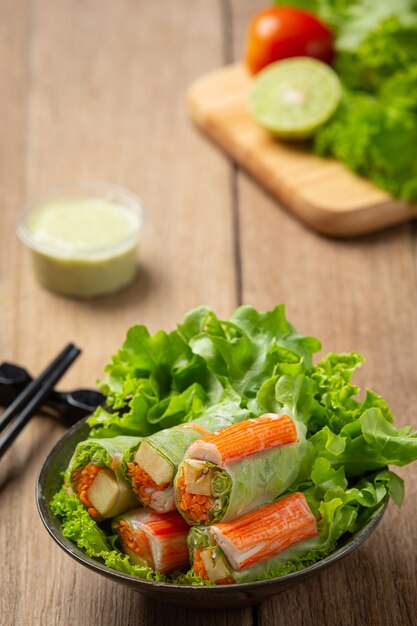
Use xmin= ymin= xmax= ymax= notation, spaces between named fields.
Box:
xmin=175 ymin=412 xmax=306 ymax=526
xmin=113 ymin=508 xmax=190 ymax=574
xmin=187 ymin=413 xmax=298 ymax=465
xmin=211 ymin=492 xmax=317 ymax=571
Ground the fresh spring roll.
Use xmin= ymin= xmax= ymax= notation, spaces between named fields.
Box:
xmin=124 ymin=413 xmax=246 ymax=514
xmin=67 ymin=437 xmax=141 ymax=520
xmin=113 ymin=508 xmax=190 ymax=574
xmin=188 ymin=492 xmax=318 ymax=584
xmin=175 ymin=413 xmax=312 ymax=525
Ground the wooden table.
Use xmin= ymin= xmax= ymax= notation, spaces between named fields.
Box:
xmin=1 ymin=1 xmax=416 ymax=624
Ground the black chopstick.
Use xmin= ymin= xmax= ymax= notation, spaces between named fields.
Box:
xmin=0 ymin=343 xmax=76 ymax=433
xmin=0 ymin=343 xmax=81 ymax=458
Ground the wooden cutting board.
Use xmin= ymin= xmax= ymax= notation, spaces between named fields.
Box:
xmin=187 ymin=63 xmax=417 ymax=237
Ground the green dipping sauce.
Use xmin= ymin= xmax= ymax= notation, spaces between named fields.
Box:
xmin=18 ymin=188 xmax=144 ymax=298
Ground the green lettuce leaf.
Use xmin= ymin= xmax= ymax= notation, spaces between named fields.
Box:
xmin=310 ymin=408 xmax=417 ymax=475
xmin=178 ymin=305 xmax=320 ymax=401
xmin=88 ymin=322 xmax=229 ymax=436
xmin=256 ymin=349 xmax=417 ymax=481
xmin=89 ymin=305 xmax=319 ymax=436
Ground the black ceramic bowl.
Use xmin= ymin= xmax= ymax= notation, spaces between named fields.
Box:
xmin=36 ymin=418 xmax=388 ymax=611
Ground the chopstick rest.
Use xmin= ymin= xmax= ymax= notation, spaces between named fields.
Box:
xmin=0 ymin=362 xmax=104 ymax=423
xmin=0 ymin=343 xmax=81 ymax=458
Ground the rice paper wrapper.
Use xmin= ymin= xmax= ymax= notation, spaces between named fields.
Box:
xmin=127 ymin=412 xmax=247 ymax=470
xmin=68 ymin=436 xmax=142 ymax=482
xmin=220 ymin=422 xmax=313 ymax=522
xmin=178 ymin=421 xmax=313 ymax=525
xmin=188 ymin=518 xmax=321 ymax=584
xmin=232 ymin=535 xmax=321 ymax=583
xmin=188 ymin=526 xmax=213 ymax=557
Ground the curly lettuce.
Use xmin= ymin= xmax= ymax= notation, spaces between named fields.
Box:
xmin=88 ymin=305 xmax=319 ymax=437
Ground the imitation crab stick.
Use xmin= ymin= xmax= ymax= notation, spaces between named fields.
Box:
xmin=175 ymin=413 xmax=312 ymax=525
xmin=67 ymin=436 xmax=141 ymax=520
xmin=187 ymin=413 xmax=298 ymax=465
xmin=188 ymin=493 xmax=318 ymax=584
xmin=113 ymin=508 xmax=190 ymax=574
xmin=124 ymin=412 xmax=246 ymax=514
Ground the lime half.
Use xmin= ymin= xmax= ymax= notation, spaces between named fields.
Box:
xmin=249 ymin=57 xmax=342 ymax=140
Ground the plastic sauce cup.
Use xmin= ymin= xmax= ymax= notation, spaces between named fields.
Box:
xmin=17 ymin=182 xmax=145 ymax=298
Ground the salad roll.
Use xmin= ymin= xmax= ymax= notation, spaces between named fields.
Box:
xmin=67 ymin=436 xmax=141 ymax=520
xmin=125 ymin=413 xmax=245 ymax=514
xmin=175 ymin=413 xmax=312 ymax=525
xmin=113 ymin=508 xmax=190 ymax=574
xmin=188 ymin=492 xmax=318 ymax=584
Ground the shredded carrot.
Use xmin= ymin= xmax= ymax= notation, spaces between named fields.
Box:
xmin=176 ymin=471 xmax=213 ymax=523
xmin=115 ymin=519 xmax=154 ymax=568
xmin=192 ymin=549 xmax=209 ymax=580
xmin=72 ymin=462 xmax=101 ymax=518
xmin=127 ymin=462 xmax=169 ymax=505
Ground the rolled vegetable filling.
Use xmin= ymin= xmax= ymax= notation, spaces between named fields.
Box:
xmin=72 ymin=462 xmax=102 ymax=518
xmin=188 ymin=493 xmax=318 ymax=584
xmin=125 ymin=413 xmax=246 ymax=514
xmin=113 ymin=508 xmax=190 ymax=574
xmin=67 ymin=436 xmax=141 ymax=520
xmin=175 ymin=413 xmax=312 ymax=525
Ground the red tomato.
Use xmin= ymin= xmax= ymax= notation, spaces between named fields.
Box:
xmin=245 ymin=6 xmax=334 ymax=74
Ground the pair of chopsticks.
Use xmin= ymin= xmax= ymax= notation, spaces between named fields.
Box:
xmin=0 ymin=343 xmax=81 ymax=458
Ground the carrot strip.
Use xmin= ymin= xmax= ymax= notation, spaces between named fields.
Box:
xmin=192 ymin=549 xmax=209 ymax=580
xmin=115 ymin=519 xmax=154 ymax=568
xmin=212 ymin=492 xmax=317 ymax=570
xmin=176 ymin=470 xmax=213 ymax=523
xmin=127 ymin=462 xmax=169 ymax=505
xmin=189 ymin=413 xmax=298 ymax=465
xmin=72 ymin=462 xmax=101 ymax=518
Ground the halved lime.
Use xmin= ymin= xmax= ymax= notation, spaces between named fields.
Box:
xmin=248 ymin=57 xmax=342 ymax=140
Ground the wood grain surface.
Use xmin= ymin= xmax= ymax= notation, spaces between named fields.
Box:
xmin=0 ymin=1 xmax=416 ymax=625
